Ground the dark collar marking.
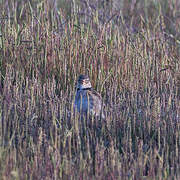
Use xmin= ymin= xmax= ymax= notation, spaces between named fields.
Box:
xmin=77 ymin=87 xmax=92 ymax=91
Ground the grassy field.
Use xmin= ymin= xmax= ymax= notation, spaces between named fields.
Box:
xmin=0 ymin=0 xmax=180 ymax=179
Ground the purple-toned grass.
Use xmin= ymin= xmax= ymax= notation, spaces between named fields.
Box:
xmin=0 ymin=0 xmax=179 ymax=179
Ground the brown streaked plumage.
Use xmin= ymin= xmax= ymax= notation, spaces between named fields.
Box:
xmin=74 ymin=75 xmax=105 ymax=119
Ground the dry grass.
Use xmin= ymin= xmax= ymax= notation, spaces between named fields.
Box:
xmin=0 ymin=0 xmax=180 ymax=179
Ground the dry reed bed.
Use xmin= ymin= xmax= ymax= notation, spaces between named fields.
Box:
xmin=0 ymin=0 xmax=180 ymax=179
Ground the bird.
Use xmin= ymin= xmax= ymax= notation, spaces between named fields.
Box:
xmin=74 ymin=74 xmax=105 ymax=119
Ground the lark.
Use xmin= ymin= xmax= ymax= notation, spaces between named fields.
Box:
xmin=74 ymin=75 xmax=105 ymax=119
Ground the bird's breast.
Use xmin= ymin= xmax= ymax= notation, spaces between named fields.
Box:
xmin=74 ymin=90 xmax=93 ymax=112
